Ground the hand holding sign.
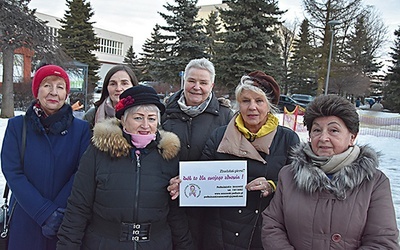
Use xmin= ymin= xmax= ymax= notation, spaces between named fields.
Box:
xmin=179 ymin=161 xmax=247 ymax=207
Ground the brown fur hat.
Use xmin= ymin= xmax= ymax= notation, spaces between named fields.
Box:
xmin=248 ymin=71 xmax=280 ymax=105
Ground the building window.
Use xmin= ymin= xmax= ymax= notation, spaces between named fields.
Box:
xmin=97 ymin=38 xmax=123 ymax=56
xmin=0 ymin=53 xmax=24 ymax=83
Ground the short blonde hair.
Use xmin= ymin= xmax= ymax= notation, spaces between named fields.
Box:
xmin=234 ymin=75 xmax=279 ymax=114
xmin=122 ymin=104 xmax=161 ymax=125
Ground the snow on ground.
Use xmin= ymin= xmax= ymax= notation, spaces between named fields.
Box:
xmin=0 ymin=110 xmax=399 ymax=230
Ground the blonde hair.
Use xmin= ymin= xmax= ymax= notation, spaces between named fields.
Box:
xmin=235 ymin=75 xmax=279 ymax=114
xmin=123 ymin=104 xmax=161 ymax=125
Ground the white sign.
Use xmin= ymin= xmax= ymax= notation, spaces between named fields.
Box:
xmin=179 ymin=161 xmax=247 ymax=207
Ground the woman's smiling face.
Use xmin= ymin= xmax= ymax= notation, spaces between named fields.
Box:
xmin=238 ymin=89 xmax=270 ymax=133
xmin=183 ymin=68 xmax=214 ymax=106
xmin=37 ymin=76 xmax=67 ymax=115
xmin=310 ymin=116 xmax=356 ymax=156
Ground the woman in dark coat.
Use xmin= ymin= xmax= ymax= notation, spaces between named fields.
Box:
xmin=57 ymin=85 xmax=192 ymax=250
xmin=1 ymin=65 xmax=91 ymax=250
xmin=168 ymin=71 xmax=300 ymax=249
xmin=201 ymin=72 xmax=299 ymax=250
xmin=162 ymin=58 xmax=233 ymax=249
xmin=261 ymin=95 xmax=399 ymax=249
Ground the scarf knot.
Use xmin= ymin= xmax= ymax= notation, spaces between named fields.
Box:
xmin=235 ymin=112 xmax=278 ymax=140
xmin=303 ymin=143 xmax=361 ymax=174
xmin=178 ymin=92 xmax=212 ymax=117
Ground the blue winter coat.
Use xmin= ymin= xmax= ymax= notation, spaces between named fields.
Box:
xmin=1 ymin=104 xmax=90 ymax=250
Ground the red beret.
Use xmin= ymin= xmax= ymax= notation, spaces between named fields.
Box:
xmin=32 ymin=65 xmax=70 ymax=98
xmin=248 ymin=71 xmax=280 ymax=105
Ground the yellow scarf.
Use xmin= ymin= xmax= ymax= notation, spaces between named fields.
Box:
xmin=235 ymin=113 xmax=279 ymax=141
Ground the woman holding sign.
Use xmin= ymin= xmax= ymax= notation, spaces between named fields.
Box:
xmin=169 ymin=71 xmax=299 ymax=249
xmin=57 ymin=86 xmax=192 ymax=249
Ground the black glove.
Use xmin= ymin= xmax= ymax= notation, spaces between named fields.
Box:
xmin=41 ymin=208 xmax=65 ymax=239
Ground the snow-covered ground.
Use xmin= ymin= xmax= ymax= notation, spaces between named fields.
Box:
xmin=0 ymin=109 xmax=399 ymax=230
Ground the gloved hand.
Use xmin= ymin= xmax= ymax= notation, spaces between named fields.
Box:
xmin=42 ymin=208 xmax=65 ymax=239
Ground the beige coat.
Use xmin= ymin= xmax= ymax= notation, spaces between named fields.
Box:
xmin=262 ymin=143 xmax=399 ymax=249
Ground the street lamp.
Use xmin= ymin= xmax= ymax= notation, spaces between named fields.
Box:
xmin=324 ymin=20 xmax=341 ymax=95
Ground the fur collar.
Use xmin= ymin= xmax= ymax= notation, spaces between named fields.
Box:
xmin=92 ymin=118 xmax=180 ymax=160
xmin=290 ymin=142 xmax=379 ymax=199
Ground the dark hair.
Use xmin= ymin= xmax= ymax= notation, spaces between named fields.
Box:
xmin=304 ymin=95 xmax=359 ymax=135
xmin=94 ymin=65 xmax=139 ymax=107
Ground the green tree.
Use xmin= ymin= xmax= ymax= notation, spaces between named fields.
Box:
xmin=140 ymin=24 xmax=170 ymax=83
xmin=215 ymin=0 xmax=284 ymax=89
xmin=0 ymin=0 xmax=70 ymax=117
xmin=384 ymin=27 xmax=400 ymax=112
xmin=289 ymin=19 xmax=318 ymax=95
xmin=158 ymin=0 xmax=209 ymax=86
xmin=204 ymin=10 xmax=222 ymax=58
xmin=346 ymin=17 xmax=378 ymax=75
xmin=57 ymin=0 xmax=100 ymax=86
xmin=328 ymin=6 xmax=387 ymax=96
xmin=123 ymin=45 xmax=142 ymax=81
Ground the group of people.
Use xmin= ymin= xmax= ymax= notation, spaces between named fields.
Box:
xmin=1 ymin=59 xmax=398 ymax=250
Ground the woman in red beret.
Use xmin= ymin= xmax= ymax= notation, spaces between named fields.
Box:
xmin=168 ymin=71 xmax=300 ymax=249
xmin=1 ymin=64 xmax=91 ymax=250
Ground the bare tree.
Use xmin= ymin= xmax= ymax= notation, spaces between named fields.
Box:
xmin=0 ymin=0 xmax=70 ymax=117
xmin=302 ymin=0 xmax=363 ymax=95
xmin=279 ymin=21 xmax=299 ymax=94
xmin=360 ymin=6 xmax=388 ymax=60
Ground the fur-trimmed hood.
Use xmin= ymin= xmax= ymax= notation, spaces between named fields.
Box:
xmin=92 ymin=118 xmax=180 ymax=160
xmin=290 ymin=142 xmax=379 ymax=199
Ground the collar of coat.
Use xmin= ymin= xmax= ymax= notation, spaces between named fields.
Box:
xmin=164 ymin=90 xmax=231 ymax=114
xmin=92 ymin=118 xmax=180 ymax=160
xmin=290 ymin=142 xmax=378 ymax=199
xmin=26 ymin=101 xmax=74 ymax=135
xmin=217 ymin=114 xmax=277 ymax=164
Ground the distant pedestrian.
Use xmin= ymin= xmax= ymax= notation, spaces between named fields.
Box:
xmin=355 ymin=97 xmax=361 ymax=108
xmin=367 ymin=98 xmax=375 ymax=108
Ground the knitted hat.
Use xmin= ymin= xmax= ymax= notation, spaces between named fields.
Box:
xmin=248 ymin=71 xmax=280 ymax=105
xmin=115 ymin=85 xmax=165 ymax=119
xmin=32 ymin=65 xmax=70 ymax=98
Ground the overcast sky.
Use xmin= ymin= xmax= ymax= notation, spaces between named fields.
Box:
xmin=29 ymin=0 xmax=399 ymax=68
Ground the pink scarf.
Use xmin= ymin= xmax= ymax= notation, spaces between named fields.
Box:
xmin=123 ymin=128 xmax=156 ymax=148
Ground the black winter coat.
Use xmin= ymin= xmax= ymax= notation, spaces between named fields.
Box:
xmin=161 ymin=90 xmax=233 ymax=249
xmin=57 ymin=119 xmax=192 ymax=250
xmin=201 ymin=125 xmax=300 ymax=250
xmin=161 ymin=90 xmax=233 ymax=161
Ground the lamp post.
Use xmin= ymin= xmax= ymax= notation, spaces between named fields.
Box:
xmin=324 ymin=20 xmax=341 ymax=95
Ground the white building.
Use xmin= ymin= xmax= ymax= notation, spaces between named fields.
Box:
xmin=35 ymin=12 xmax=133 ymax=81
